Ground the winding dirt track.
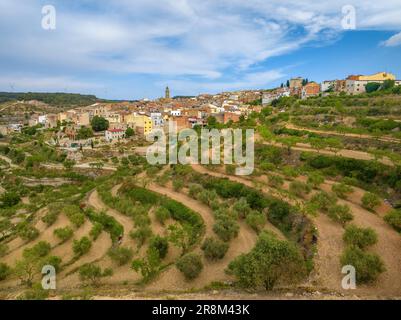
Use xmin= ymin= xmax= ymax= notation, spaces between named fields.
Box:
xmin=192 ymin=164 xmax=401 ymax=296
xmin=145 ymin=182 xmax=258 ymax=291
xmin=285 ymin=123 xmax=401 ymax=144
xmin=87 ymin=190 xmax=135 ymax=247
xmin=191 ymin=164 xmax=286 ymax=240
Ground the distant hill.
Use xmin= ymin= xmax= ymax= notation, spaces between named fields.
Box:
xmin=0 ymin=92 xmax=100 ymax=107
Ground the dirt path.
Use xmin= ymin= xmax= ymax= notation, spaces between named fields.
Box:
xmin=191 ymin=165 xmax=286 ymax=240
xmin=310 ymin=214 xmax=344 ymax=291
xmin=336 ymin=200 xmax=401 ymax=296
xmin=147 ymin=183 xmax=215 ymax=238
xmin=2 ymin=214 xmax=70 ymax=265
xmin=285 ymin=123 xmax=401 ymax=144
xmin=259 ymin=139 xmax=394 ymax=166
xmin=59 ymin=231 xmax=112 ymax=276
xmin=144 ymin=182 xmax=259 ymax=291
xmin=87 ymin=190 xmax=135 ymax=247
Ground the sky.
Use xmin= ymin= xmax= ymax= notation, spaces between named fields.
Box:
xmin=0 ymin=0 xmax=401 ymax=100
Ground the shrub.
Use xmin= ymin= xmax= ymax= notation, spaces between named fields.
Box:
xmin=167 ymin=223 xmax=193 ymax=255
xmin=176 ymin=253 xmax=203 ymax=280
xmin=42 ymin=256 xmax=62 ymax=272
xmin=227 ymin=232 xmax=306 ymax=290
xmin=79 ymin=263 xmax=113 ymax=286
xmin=132 ymin=247 xmax=161 ymax=281
xmin=25 ymin=241 xmax=51 ymax=258
xmin=54 ymin=227 xmax=74 ymax=243
xmin=154 ymin=207 xmax=170 ymax=225
xmin=361 ymin=192 xmax=381 ymax=212
xmin=73 ymin=237 xmax=92 ymax=257
xmin=245 ymin=212 xmax=267 ymax=233
xmin=332 ymin=183 xmax=353 ymax=199
xmin=85 ymin=210 xmax=123 ymax=242
xmin=41 ymin=211 xmax=59 ymax=226
xmin=327 ymin=204 xmax=353 ymax=226
xmin=343 ymin=225 xmax=378 ymax=249
xmin=0 ymin=263 xmax=10 ymax=281
xmin=201 ymin=238 xmax=229 ymax=260
xmin=310 ymin=191 xmax=337 ymax=212
xmin=149 ymin=236 xmax=169 ymax=259
xmin=340 ymin=247 xmax=385 ymax=283
xmin=198 ymin=190 xmax=218 ymax=206
xmin=213 ymin=217 xmax=239 ymax=242
xmin=130 ymin=226 xmax=152 ymax=248
xmin=173 ymin=179 xmax=184 ymax=192
xmin=307 ymin=173 xmax=324 ymax=189
xmin=232 ymin=198 xmax=251 ymax=219
xmin=268 ymin=175 xmax=284 ymax=188
xmin=188 ymin=184 xmax=203 ymax=198
xmin=89 ymin=222 xmax=103 ymax=240
xmin=289 ymin=181 xmax=311 ymax=198
xmin=384 ymin=209 xmax=401 ymax=232
xmin=0 ymin=243 xmax=8 ymax=257
xmin=0 ymin=191 xmax=20 ymax=208
xmin=108 ymin=247 xmax=133 ymax=266
xmin=16 ymin=223 xmax=39 ymax=241
xmin=64 ymin=205 xmax=85 ymax=228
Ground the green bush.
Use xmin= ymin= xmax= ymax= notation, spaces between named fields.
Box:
xmin=343 ymin=225 xmax=378 ymax=249
xmin=41 ymin=211 xmax=59 ymax=226
xmin=232 ymin=198 xmax=252 ymax=219
xmin=0 ymin=263 xmax=10 ymax=281
xmin=213 ymin=216 xmax=239 ymax=242
xmin=384 ymin=209 xmax=401 ymax=232
xmin=0 ymin=243 xmax=8 ymax=257
xmin=268 ymin=175 xmax=284 ymax=188
xmin=130 ymin=226 xmax=152 ymax=248
xmin=85 ymin=210 xmax=123 ymax=242
xmin=54 ymin=227 xmax=74 ymax=243
xmin=42 ymin=256 xmax=62 ymax=272
xmin=79 ymin=263 xmax=113 ymax=286
xmin=0 ymin=191 xmax=21 ymax=208
xmin=201 ymin=238 xmax=229 ymax=260
xmin=154 ymin=207 xmax=170 ymax=225
xmin=188 ymin=184 xmax=203 ymax=198
xmin=332 ymin=183 xmax=353 ymax=199
xmin=289 ymin=181 xmax=311 ymax=198
xmin=176 ymin=253 xmax=203 ymax=280
xmin=307 ymin=173 xmax=324 ymax=189
xmin=108 ymin=247 xmax=133 ymax=266
xmin=361 ymin=192 xmax=381 ymax=212
xmin=89 ymin=222 xmax=103 ymax=240
xmin=173 ymin=179 xmax=184 ymax=192
xmin=245 ymin=212 xmax=267 ymax=233
xmin=25 ymin=241 xmax=51 ymax=258
xmin=340 ymin=246 xmax=385 ymax=283
xmin=64 ymin=205 xmax=85 ymax=228
xmin=227 ymin=232 xmax=306 ymax=290
xmin=327 ymin=204 xmax=353 ymax=226
xmin=16 ymin=223 xmax=39 ymax=241
xmin=310 ymin=191 xmax=337 ymax=212
xmin=149 ymin=236 xmax=169 ymax=259
xmin=73 ymin=237 xmax=92 ymax=257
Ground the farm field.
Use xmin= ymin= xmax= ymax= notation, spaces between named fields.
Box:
xmin=1 ymin=92 xmax=401 ymax=300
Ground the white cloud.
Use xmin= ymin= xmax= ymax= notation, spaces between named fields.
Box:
xmin=0 ymin=75 xmax=103 ymax=93
xmin=382 ymin=32 xmax=401 ymax=47
xmin=0 ymin=0 xmax=400 ymax=96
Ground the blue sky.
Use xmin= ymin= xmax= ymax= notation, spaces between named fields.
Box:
xmin=0 ymin=0 xmax=401 ymax=100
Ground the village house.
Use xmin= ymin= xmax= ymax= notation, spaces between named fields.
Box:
xmin=105 ymin=128 xmax=125 ymax=142
xmin=302 ymin=82 xmax=321 ymax=99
